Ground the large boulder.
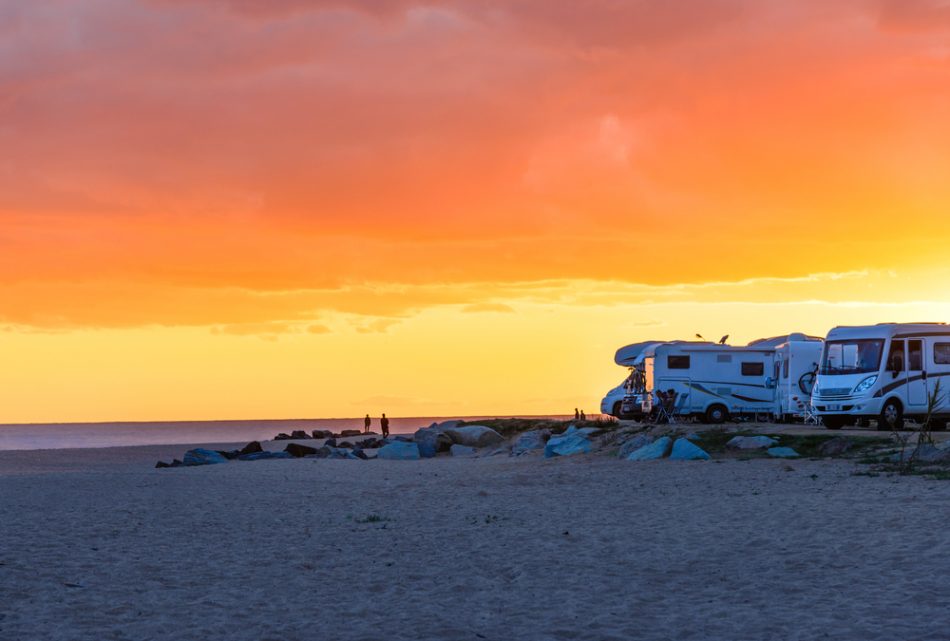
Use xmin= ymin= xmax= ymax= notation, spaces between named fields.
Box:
xmin=669 ymin=438 xmax=710 ymax=461
xmin=413 ymin=426 xmax=454 ymax=458
xmin=183 ymin=448 xmax=229 ymax=466
xmin=626 ymin=436 xmax=672 ymax=461
xmin=450 ymin=444 xmax=477 ymax=458
xmin=543 ymin=427 xmax=592 ymax=458
xmin=443 ymin=425 xmax=505 ymax=448
xmin=311 ymin=429 xmax=334 ymax=439
xmin=284 ymin=443 xmax=318 ymax=458
xmin=290 ymin=430 xmax=311 ymax=440
xmin=378 ymin=442 xmax=421 ymax=460
xmin=512 ymin=430 xmax=550 ymax=456
xmin=618 ymin=434 xmax=654 ymax=459
xmin=238 ymin=451 xmax=293 ymax=461
xmin=340 ymin=429 xmax=362 ymax=438
xmin=726 ymin=436 xmax=778 ymax=450
xmin=819 ymin=437 xmax=854 ymax=457
xmin=238 ymin=441 xmax=264 ymax=456
xmin=767 ymin=447 xmax=800 ymax=459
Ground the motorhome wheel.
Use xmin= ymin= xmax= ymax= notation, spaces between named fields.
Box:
xmin=822 ymin=416 xmax=845 ymax=430
xmin=878 ymin=400 xmax=904 ymax=432
xmin=705 ymin=404 xmax=729 ymax=424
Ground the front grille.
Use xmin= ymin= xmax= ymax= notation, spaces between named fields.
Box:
xmin=819 ymin=388 xmax=851 ymax=398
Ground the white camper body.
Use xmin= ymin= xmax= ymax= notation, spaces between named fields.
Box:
xmin=604 ymin=341 xmax=666 ymax=418
xmin=771 ymin=338 xmax=824 ymax=421
xmin=647 ymin=342 xmax=777 ymax=423
xmin=812 ymin=323 xmax=950 ymax=430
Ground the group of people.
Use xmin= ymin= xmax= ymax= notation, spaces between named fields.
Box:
xmin=574 ymin=408 xmax=586 ymax=421
xmin=364 ymin=413 xmax=390 ymax=437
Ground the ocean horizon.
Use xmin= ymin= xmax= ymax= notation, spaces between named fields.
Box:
xmin=0 ymin=415 xmax=572 ymax=451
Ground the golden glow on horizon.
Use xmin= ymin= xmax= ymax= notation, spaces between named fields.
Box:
xmin=2 ymin=0 xmax=950 ymax=421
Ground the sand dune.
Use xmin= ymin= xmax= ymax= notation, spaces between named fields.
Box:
xmin=1 ymin=444 xmax=948 ymax=640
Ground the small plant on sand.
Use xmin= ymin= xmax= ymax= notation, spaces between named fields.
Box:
xmin=353 ymin=514 xmax=391 ymax=524
xmin=892 ymin=380 xmax=944 ymax=474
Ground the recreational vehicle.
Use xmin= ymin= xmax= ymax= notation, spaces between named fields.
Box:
xmin=603 ymin=341 xmax=665 ymax=418
xmin=811 ymin=323 xmax=950 ymax=430
xmin=757 ymin=334 xmax=823 ymax=421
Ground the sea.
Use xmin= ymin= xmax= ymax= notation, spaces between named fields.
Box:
xmin=0 ymin=416 xmax=570 ymax=451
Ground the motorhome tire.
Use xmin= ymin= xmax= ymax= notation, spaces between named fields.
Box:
xmin=612 ymin=401 xmax=622 ymax=418
xmin=878 ymin=400 xmax=904 ymax=432
xmin=705 ymin=404 xmax=729 ymax=424
xmin=822 ymin=416 xmax=845 ymax=430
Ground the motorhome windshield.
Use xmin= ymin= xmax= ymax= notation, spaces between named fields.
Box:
xmin=820 ymin=339 xmax=884 ymax=375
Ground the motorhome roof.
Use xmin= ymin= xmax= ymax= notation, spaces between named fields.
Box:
xmin=614 ymin=341 xmax=668 ymax=366
xmin=826 ymin=323 xmax=950 ymax=341
xmin=656 ymin=342 xmax=773 ymax=354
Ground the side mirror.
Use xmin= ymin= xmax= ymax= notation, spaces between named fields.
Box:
xmin=891 ymin=370 xmax=899 ymax=379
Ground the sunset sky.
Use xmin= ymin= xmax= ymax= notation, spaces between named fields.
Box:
xmin=2 ymin=0 xmax=950 ymax=422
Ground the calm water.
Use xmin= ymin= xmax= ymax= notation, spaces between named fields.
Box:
xmin=0 ymin=416 xmax=569 ymax=451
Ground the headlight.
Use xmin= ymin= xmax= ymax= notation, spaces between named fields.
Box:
xmin=853 ymin=375 xmax=878 ymax=395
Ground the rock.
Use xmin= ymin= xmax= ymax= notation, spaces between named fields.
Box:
xmin=512 ymin=430 xmax=550 ymax=456
xmin=544 ymin=427 xmax=592 ymax=458
xmin=726 ymin=436 xmax=779 ymax=450
xmin=338 ymin=441 xmax=354 ymax=449
xmin=238 ymin=441 xmax=264 ymax=456
xmin=183 ymin=448 xmax=229 ymax=466
xmin=238 ymin=451 xmax=293 ymax=461
xmin=290 ymin=430 xmax=311 ymax=440
xmin=340 ymin=429 xmax=362 ymax=438
xmin=767 ymin=447 xmax=800 ymax=458
xmin=360 ymin=437 xmax=382 ymax=449
xmin=394 ymin=435 xmax=414 ymax=442
xmin=450 ymin=444 xmax=477 ymax=458
xmin=216 ymin=450 xmax=240 ymax=460
xmin=669 ymin=438 xmax=710 ymax=461
xmin=819 ymin=437 xmax=854 ymax=457
xmin=435 ymin=420 xmax=463 ymax=429
xmin=352 ymin=448 xmax=369 ymax=460
xmin=482 ymin=446 xmax=510 ymax=457
xmin=284 ymin=443 xmax=318 ymax=458
xmin=683 ymin=432 xmax=701 ymax=442
xmin=155 ymin=461 xmax=171 ymax=468
xmin=413 ymin=426 xmax=453 ymax=458
xmin=311 ymin=429 xmax=334 ymax=439
xmin=443 ymin=425 xmax=505 ymax=448
xmin=617 ymin=434 xmax=655 ymax=459
xmin=575 ymin=426 xmax=605 ymax=438
xmin=274 ymin=433 xmax=292 ymax=441
xmin=378 ymin=442 xmax=421 ymax=461
xmin=912 ymin=444 xmax=950 ymax=464
xmin=626 ymin=436 xmax=672 ymax=461
xmin=313 ymin=446 xmax=332 ymax=459
xmin=324 ymin=438 xmax=337 ymax=448
xmin=326 ymin=447 xmax=358 ymax=460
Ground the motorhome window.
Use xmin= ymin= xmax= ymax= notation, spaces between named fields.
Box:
xmin=908 ymin=340 xmax=923 ymax=371
xmin=667 ymin=355 xmax=690 ymax=369
xmin=935 ymin=343 xmax=950 ymax=365
xmin=783 ymin=360 xmax=789 ymax=379
xmin=741 ymin=362 xmax=764 ymax=376
xmin=886 ymin=340 xmax=905 ymax=372
xmin=821 ymin=339 xmax=884 ymax=375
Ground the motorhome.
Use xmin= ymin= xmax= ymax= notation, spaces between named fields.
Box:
xmin=811 ymin=323 xmax=950 ymax=430
xmin=601 ymin=341 xmax=666 ymax=418
xmin=757 ymin=334 xmax=824 ymax=421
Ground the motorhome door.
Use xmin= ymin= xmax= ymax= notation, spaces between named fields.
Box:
xmin=907 ymin=339 xmax=927 ymax=408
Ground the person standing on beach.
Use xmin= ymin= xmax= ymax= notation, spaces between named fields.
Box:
xmin=580 ymin=410 xmax=586 ymax=421
xmin=364 ymin=414 xmax=371 ymax=433
xmin=574 ymin=408 xmax=580 ymax=420
xmin=380 ymin=413 xmax=390 ymax=438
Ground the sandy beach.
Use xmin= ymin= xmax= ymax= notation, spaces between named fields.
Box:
xmin=2 ymin=439 xmax=949 ymax=641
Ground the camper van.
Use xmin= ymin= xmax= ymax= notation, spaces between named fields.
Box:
xmin=811 ymin=323 xmax=950 ymax=430
xmin=765 ymin=335 xmax=824 ymax=421
xmin=603 ymin=341 xmax=665 ymax=418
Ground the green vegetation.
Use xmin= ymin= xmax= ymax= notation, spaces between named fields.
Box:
xmin=683 ymin=429 xmax=891 ymax=458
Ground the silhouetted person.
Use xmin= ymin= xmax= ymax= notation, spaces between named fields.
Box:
xmin=380 ymin=413 xmax=390 ymax=438
xmin=364 ymin=414 xmax=371 ymax=433
xmin=574 ymin=408 xmax=580 ymax=420
xmin=580 ymin=410 xmax=586 ymax=421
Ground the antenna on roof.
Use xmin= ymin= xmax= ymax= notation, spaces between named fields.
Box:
xmin=695 ymin=334 xmax=706 ymax=341
xmin=719 ymin=335 xmax=729 ymax=345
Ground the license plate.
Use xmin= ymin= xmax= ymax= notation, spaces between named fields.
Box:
xmin=827 ymin=404 xmax=841 ymax=411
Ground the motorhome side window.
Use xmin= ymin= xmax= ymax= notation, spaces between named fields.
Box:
xmin=782 ymin=360 xmax=789 ymax=379
xmin=741 ymin=362 xmax=764 ymax=376
xmin=935 ymin=343 xmax=950 ymax=365
xmin=908 ymin=340 xmax=923 ymax=370
xmin=667 ymin=355 xmax=690 ymax=369
xmin=887 ymin=340 xmax=905 ymax=372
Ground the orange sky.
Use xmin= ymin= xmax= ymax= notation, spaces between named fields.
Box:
xmin=2 ymin=0 xmax=950 ymax=422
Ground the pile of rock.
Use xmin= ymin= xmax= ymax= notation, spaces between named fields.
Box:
xmin=622 ymin=434 xmax=710 ymax=461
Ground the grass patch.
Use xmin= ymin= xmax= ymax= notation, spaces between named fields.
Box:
xmin=687 ymin=430 xmax=892 ymax=459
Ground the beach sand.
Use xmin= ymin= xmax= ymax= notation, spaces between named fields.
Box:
xmin=1 ymin=442 xmax=948 ymax=640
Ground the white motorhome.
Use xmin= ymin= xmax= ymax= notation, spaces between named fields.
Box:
xmin=756 ymin=334 xmax=824 ymax=421
xmin=812 ymin=323 xmax=950 ymax=430
xmin=602 ymin=341 xmax=666 ymax=418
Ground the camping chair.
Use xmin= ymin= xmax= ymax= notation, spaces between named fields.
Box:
xmin=802 ymin=402 xmax=819 ymax=425
xmin=654 ymin=389 xmax=679 ymax=424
